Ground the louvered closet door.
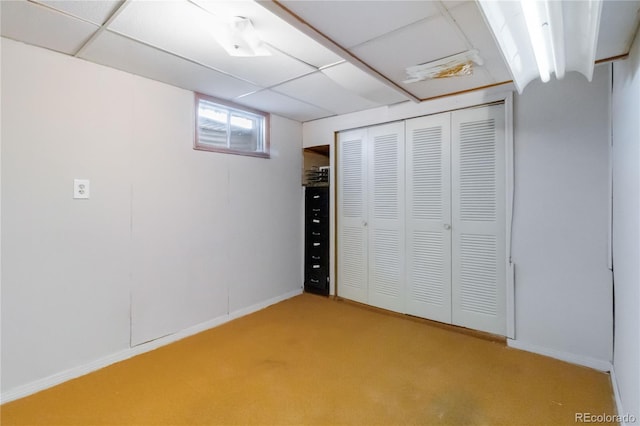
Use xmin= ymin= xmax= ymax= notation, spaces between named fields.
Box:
xmin=337 ymin=128 xmax=368 ymax=304
xmin=367 ymin=122 xmax=405 ymax=312
xmin=451 ymin=104 xmax=506 ymax=335
xmin=405 ymin=113 xmax=452 ymax=323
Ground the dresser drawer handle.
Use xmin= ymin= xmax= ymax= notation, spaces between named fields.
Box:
xmin=313 ymin=219 xmax=320 ymax=223
xmin=313 ymin=242 xmax=321 ymax=247
xmin=312 ymin=232 xmax=321 ymax=236
xmin=310 ymin=279 xmax=319 ymax=283
xmin=312 ymin=264 xmax=320 ymax=269
xmin=312 ymin=256 xmax=320 ymax=260
xmin=313 ymin=195 xmax=320 ymax=199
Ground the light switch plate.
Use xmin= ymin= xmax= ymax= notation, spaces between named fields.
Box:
xmin=73 ymin=179 xmax=90 ymax=199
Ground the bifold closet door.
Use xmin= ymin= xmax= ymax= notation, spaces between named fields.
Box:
xmin=405 ymin=113 xmax=452 ymax=323
xmin=337 ymin=128 xmax=368 ymax=304
xmin=451 ymin=104 xmax=506 ymax=336
xmin=337 ymin=104 xmax=507 ymax=337
xmin=367 ymin=122 xmax=405 ymax=313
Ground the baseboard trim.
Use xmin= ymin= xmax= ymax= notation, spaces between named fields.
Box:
xmin=609 ymin=366 xmax=633 ymax=425
xmin=1 ymin=289 xmax=302 ymax=404
xmin=229 ymin=289 xmax=301 ymax=321
xmin=507 ymin=339 xmax=612 ymax=372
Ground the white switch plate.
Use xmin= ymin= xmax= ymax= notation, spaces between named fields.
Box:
xmin=73 ymin=179 xmax=90 ymax=199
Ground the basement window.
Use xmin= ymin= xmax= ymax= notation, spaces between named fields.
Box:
xmin=194 ymin=93 xmax=269 ymax=158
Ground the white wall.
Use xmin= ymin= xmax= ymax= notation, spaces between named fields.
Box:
xmin=1 ymin=38 xmax=303 ymax=396
xmin=612 ymin=29 xmax=640 ymax=421
xmin=303 ymin=67 xmax=613 ymax=367
xmin=511 ymin=65 xmax=613 ymax=365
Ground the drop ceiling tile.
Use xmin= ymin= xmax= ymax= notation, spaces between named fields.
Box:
xmin=0 ymin=0 xmax=99 ymax=55
xmin=35 ymin=0 xmax=123 ymax=25
xmin=235 ymin=90 xmax=334 ymax=122
xmin=193 ymin=0 xmax=343 ymax=68
xmin=447 ymin=1 xmax=512 ymax=83
xmin=258 ymin=27 xmax=343 ymax=70
xmin=79 ymin=30 xmax=260 ymax=100
xmin=321 ymin=62 xmax=408 ymax=105
xmin=442 ymin=1 xmax=473 ymax=11
xmin=107 ymin=0 xmax=218 ymax=59
xmin=596 ymin=0 xmax=640 ymax=59
xmin=351 ymin=15 xmax=469 ymax=86
xmin=273 ymin=72 xmax=382 ymax=115
xmin=280 ymin=0 xmax=440 ymax=49
xmin=108 ymin=0 xmax=316 ymax=87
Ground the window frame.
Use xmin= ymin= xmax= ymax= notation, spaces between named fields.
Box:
xmin=194 ymin=92 xmax=270 ymax=159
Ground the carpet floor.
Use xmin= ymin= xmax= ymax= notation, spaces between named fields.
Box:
xmin=1 ymin=293 xmax=615 ymax=425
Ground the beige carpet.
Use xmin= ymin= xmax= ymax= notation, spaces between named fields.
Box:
xmin=1 ymin=293 xmax=615 ymax=425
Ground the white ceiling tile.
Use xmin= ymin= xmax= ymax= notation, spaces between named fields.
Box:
xmin=193 ymin=0 xmax=342 ymax=68
xmin=596 ymin=0 xmax=640 ymax=59
xmin=259 ymin=29 xmax=343 ymax=70
xmin=108 ymin=0 xmax=316 ymax=87
xmin=106 ymin=1 xmax=226 ymax=65
xmin=447 ymin=1 xmax=512 ymax=83
xmin=35 ymin=0 xmax=123 ymax=25
xmin=264 ymin=36 xmax=342 ymax=70
xmin=273 ymin=72 xmax=382 ymax=115
xmin=280 ymin=0 xmax=440 ymax=49
xmin=321 ymin=62 xmax=408 ymax=105
xmin=442 ymin=1 xmax=473 ymax=11
xmin=199 ymin=44 xmax=316 ymax=89
xmin=235 ymin=90 xmax=334 ymax=122
xmin=0 ymin=0 xmax=98 ymax=55
xmin=351 ymin=16 xmax=469 ymax=86
xmin=79 ymin=30 xmax=260 ymax=100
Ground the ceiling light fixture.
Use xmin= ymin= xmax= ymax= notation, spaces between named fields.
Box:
xmin=209 ymin=16 xmax=271 ymax=57
xmin=403 ymin=50 xmax=484 ymax=84
xmin=477 ymin=0 xmax=602 ymax=93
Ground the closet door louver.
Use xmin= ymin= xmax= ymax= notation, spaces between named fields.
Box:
xmin=367 ymin=122 xmax=405 ymax=312
xmin=405 ymin=114 xmax=452 ymax=323
xmin=451 ymin=105 xmax=506 ymax=335
xmin=337 ymin=128 xmax=368 ymax=304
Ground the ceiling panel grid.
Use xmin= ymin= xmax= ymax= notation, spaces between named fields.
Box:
xmin=1 ymin=0 xmax=638 ymax=122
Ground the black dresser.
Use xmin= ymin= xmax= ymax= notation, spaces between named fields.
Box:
xmin=304 ymin=186 xmax=330 ymax=295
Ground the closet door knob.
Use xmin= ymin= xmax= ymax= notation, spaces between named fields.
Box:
xmin=443 ymin=224 xmax=451 ymax=230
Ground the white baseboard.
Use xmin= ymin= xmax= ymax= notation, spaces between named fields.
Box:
xmin=1 ymin=288 xmax=302 ymax=404
xmin=228 ymin=288 xmax=301 ymax=321
xmin=609 ymin=367 xmax=627 ymax=426
xmin=507 ymin=339 xmax=612 ymax=372
xmin=610 ymin=366 xmax=639 ymax=426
